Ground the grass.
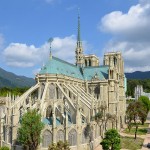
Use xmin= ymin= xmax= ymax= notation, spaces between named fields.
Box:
xmin=138 ymin=123 xmax=149 ymax=128
xmin=121 ymin=136 xmax=144 ymax=150
xmin=130 ymin=122 xmax=149 ymax=128
xmin=126 ymin=99 xmax=134 ymax=104
xmin=124 ymin=127 xmax=147 ymax=135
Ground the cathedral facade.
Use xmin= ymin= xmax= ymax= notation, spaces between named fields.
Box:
xmin=0 ymin=15 xmax=126 ymax=150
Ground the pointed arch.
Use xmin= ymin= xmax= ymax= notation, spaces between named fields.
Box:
xmin=49 ymin=83 xmax=55 ymax=99
xmin=42 ymin=130 xmax=52 ymax=148
xmin=85 ymin=59 xmax=87 ymax=66
xmin=56 ymin=130 xmax=64 ymax=142
xmin=89 ymin=59 xmax=91 ymax=66
xmin=82 ymin=128 xmax=89 ymax=144
xmin=94 ymin=86 xmax=100 ymax=99
xmin=114 ymin=56 xmax=117 ymax=66
xmin=46 ymin=105 xmax=52 ymax=118
xmin=68 ymin=129 xmax=77 ymax=146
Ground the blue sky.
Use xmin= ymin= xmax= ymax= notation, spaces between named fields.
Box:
xmin=0 ymin=0 xmax=150 ymax=78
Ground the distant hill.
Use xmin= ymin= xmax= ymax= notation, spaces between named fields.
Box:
xmin=125 ymin=71 xmax=150 ymax=79
xmin=0 ymin=67 xmax=36 ymax=88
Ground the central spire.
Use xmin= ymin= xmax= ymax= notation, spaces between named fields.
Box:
xmin=48 ymin=38 xmax=53 ymax=59
xmin=77 ymin=9 xmax=81 ymax=46
xmin=75 ymin=9 xmax=84 ymax=66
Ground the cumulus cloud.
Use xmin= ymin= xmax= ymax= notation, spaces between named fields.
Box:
xmin=104 ymin=40 xmax=150 ymax=72
xmin=3 ymin=35 xmax=78 ymax=68
xmin=99 ymin=0 xmax=150 ymax=72
xmin=52 ymin=35 xmax=77 ymax=63
xmin=3 ymin=43 xmax=41 ymax=67
xmin=100 ymin=0 xmax=150 ymax=41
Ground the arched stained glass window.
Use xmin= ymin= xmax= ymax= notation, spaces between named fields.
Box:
xmin=94 ymin=86 xmax=100 ymax=99
xmin=82 ymin=128 xmax=89 ymax=144
xmin=68 ymin=129 xmax=77 ymax=146
xmin=85 ymin=60 xmax=87 ymax=66
xmin=46 ymin=105 xmax=52 ymax=118
xmin=56 ymin=130 xmax=64 ymax=142
xmin=49 ymin=84 xmax=55 ymax=99
xmin=89 ymin=59 xmax=91 ymax=66
xmin=42 ymin=130 xmax=52 ymax=148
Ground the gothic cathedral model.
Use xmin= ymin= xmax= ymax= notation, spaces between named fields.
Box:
xmin=0 ymin=15 xmax=126 ymax=150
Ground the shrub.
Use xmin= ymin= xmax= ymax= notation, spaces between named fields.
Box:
xmin=0 ymin=146 xmax=10 ymax=150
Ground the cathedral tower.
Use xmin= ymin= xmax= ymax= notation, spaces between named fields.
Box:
xmin=75 ymin=12 xmax=84 ymax=66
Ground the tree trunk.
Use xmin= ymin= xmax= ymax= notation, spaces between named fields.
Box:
xmin=142 ymin=118 xmax=144 ymax=125
xmin=99 ymin=124 xmax=103 ymax=139
xmin=111 ymin=143 xmax=114 ymax=150
xmin=134 ymin=125 xmax=138 ymax=139
xmin=128 ymin=122 xmax=132 ymax=132
xmin=105 ymin=120 xmax=108 ymax=131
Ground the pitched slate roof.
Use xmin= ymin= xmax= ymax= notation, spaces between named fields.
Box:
xmin=39 ymin=56 xmax=109 ymax=80
xmin=83 ymin=66 xmax=108 ymax=80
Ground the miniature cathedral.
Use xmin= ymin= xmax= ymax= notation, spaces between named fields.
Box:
xmin=0 ymin=14 xmax=126 ymax=150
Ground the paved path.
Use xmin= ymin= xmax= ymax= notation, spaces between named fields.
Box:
xmin=94 ymin=144 xmax=102 ymax=150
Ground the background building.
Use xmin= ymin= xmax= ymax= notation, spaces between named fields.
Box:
xmin=135 ymin=85 xmax=150 ymax=100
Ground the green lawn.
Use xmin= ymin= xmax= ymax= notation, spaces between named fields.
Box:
xmin=126 ymin=99 xmax=134 ymax=104
xmin=130 ymin=123 xmax=149 ymax=128
xmin=124 ymin=127 xmax=147 ymax=135
xmin=121 ymin=136 xmax=144 ymax=150
xmin=138 ymin=123 xmax=149 ymax=128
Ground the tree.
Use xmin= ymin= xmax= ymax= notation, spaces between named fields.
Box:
xmin=48 ymin=141 xmax=70 ymax=150
xmin=17 ymin=109 xmax=44 ymax=150
xmin=100 ymin=129 xmax=121 ymax=150
xmin=138 ymin=96 xmax=150 ymax=113
xmin=84 ymin=123 xmax=94 ymax=150
xmin=126 ymin=101 xmax=147 ymax=139
xmin=0 ymin=87 xmax=29 ymax=97
xmin=94 ymin=103 xmax=116 ymax=138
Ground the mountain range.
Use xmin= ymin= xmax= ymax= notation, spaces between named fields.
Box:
xmin=0 ymin=67 xmax=35 ymax=88
xmin=0 ymin=67 xmax=149 ymax=88
xmin=125 ymin=71 xmax=150 ymax=79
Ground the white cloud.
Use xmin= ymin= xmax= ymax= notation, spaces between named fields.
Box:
xmin=3 ymin=43 xmax=40 ymax=67
xmin=99 ymin=0 xmax=150 ymax=72
xmin=52 ymin=35 xmax=76 ymax=63
xmin=100 ymin=0 xmax=150 ymax=40
xmin=104 ymin=40 xmax=150 ymax=72
xmin=3 ymin=35 xmax=78 ymax=68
